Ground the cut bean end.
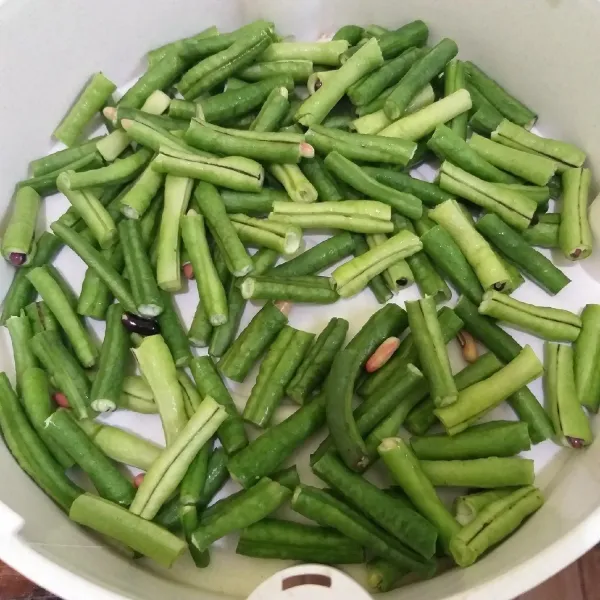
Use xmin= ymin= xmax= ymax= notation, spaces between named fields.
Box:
xmin=8 ymin=252 xmax=27 ymax=267
xmin=91 ymin=399 xmax=117 ymax=413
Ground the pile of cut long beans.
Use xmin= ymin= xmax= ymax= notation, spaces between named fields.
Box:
xmin=0 ymin=17 xmax=597 ymax=592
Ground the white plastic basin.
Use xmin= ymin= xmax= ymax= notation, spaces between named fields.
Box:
xmin=1 ymin=0 xmax=600 ymax=599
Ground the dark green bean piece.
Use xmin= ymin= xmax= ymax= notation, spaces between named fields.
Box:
xmin=0 ymin=374 xmax=81 ymax=512
xmin=385 ymin=39 xmax=458 ymax=120
xmin=29 ymin=136 xmax=104 ymax=176
xmin=464 ymin=61 xmax=537 ymax=128
xmin=119 ymin=53 xmax=187 ymax=109
xmin=24 ymin=301 xmax=59 ymax=335
xmin=243 ymin=326 xmax=314 ymax=427
xmin=20 ymin=367 xmax=73 ymax=468
xmin=287 ymin=317 xmax=349 ymax=404
xmin=228 ymin=392 xmax=327 ymax=488
xmin=50 ymin=221 xmax=138 ymax=314
xmin=333 ymin=25 xmax=365 ymax=45
xmin=16 ymin=152 xmax=106 ymax=197
xmin=177 ymin=28 xmax=274 ymax=99
xmin=427 ymin=124 xmax=518 ymax=184
xmin=77 ymin=243 xmax=124 ymax=320
xmin=198 ymin=75 xmax=294 ymax=123
xmin=198 ymin=447 xmax=229 ymax=509
xmin=90 ymin=304 xmax=129 ymax=413
xmin=291 ymin=485 xmax=435 ymax=575
xmin=270 ymin=234 xmax=354 ymax=277
xmin=236 ymin=531 xmax=363 ymax=564
xmin=326 ymin=348 xmax=368 ymax=471
xmin=157 ymin=291 xmax=192 ymax=367
xmin=199 ymin=466 xmax=298 ymax=526
xmin=30 ymin=330 xmax=91 ymax=420
xmin=348 ymin=47 xmax=426 ymax=107
xmin=312 ymin=452 xmax=437 ymax=558
xmin=312 ymin=362 xmax=425 ymax=467
xmin=179 ymin=442 xmax=212 ymax=567
xmin=190 ymin=356 xmax=248 ymax=454
xmin=60 ymin=148 xmax=153 ymax=191
xmin=299 ymin=156 xmax=343 ymax=202
xmin=208 ymin=278 xmax=246 ymax=358
xmin=363 ymin=167 xmax=453 ymax=208
xmin=175 ymin=21 xmax=272 ymax=62
xmin=120 ymin=219 xmax=164 ymax=317
xmin=476 ymin=213 xmax=570 ymax=295
xmin=248 ymin=85 xmax=290 ymax=132
xmin=324 ymin=152 xmax=422 ymax=219
xmin=192 ymin=182 xmax=253 ymax=277
xmin=191 ymin=478 xmax=292 ymax=553
xmin=220 ymin=188 xmax=289 ymax=215
xmin=392 ymin=215 xmax=451 ymax=302
xmin=188 ymin=242 xmax=232 ymax=345
xmin=419 ymin=225 xmax=484 ymax=304
xmin=411 ymin=421 xmax=531 ymax=460
xmin=45 ymin=409 xmax=135 ymax=506
xmin=218 ymin=302 xmax=289 ymax=382
xmin=307 ymin=125 xmax=417 ymax=166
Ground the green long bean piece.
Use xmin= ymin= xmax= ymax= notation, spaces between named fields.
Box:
xmin=0 ymin=374 xmax=81 ymax=512
xmin=193 ymin=182 xmax=253 ymax=277
xmin=70 ymin=494 xmax=185 ymax=567
xmin=50 ymin=221 xmax=138 ymax=314
xmin=243 ymin=326 xmax=314 ymax=427
xmin=544 ymin=342 xmax=592 ymax=448
xmin=295 ymin=38 xmax=384 ymax=127
xmin=450 ymin=486 xmax=543 ymax=567
xmin=54 ymin=73 xmax=116 ymax=145
xmin=45 ymin=409 xmax=135 ymax=506
xmin=133 ymin=335 xmax=188 ymax=446
xmin=190 ymin=356 xmax=248 ymax=454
